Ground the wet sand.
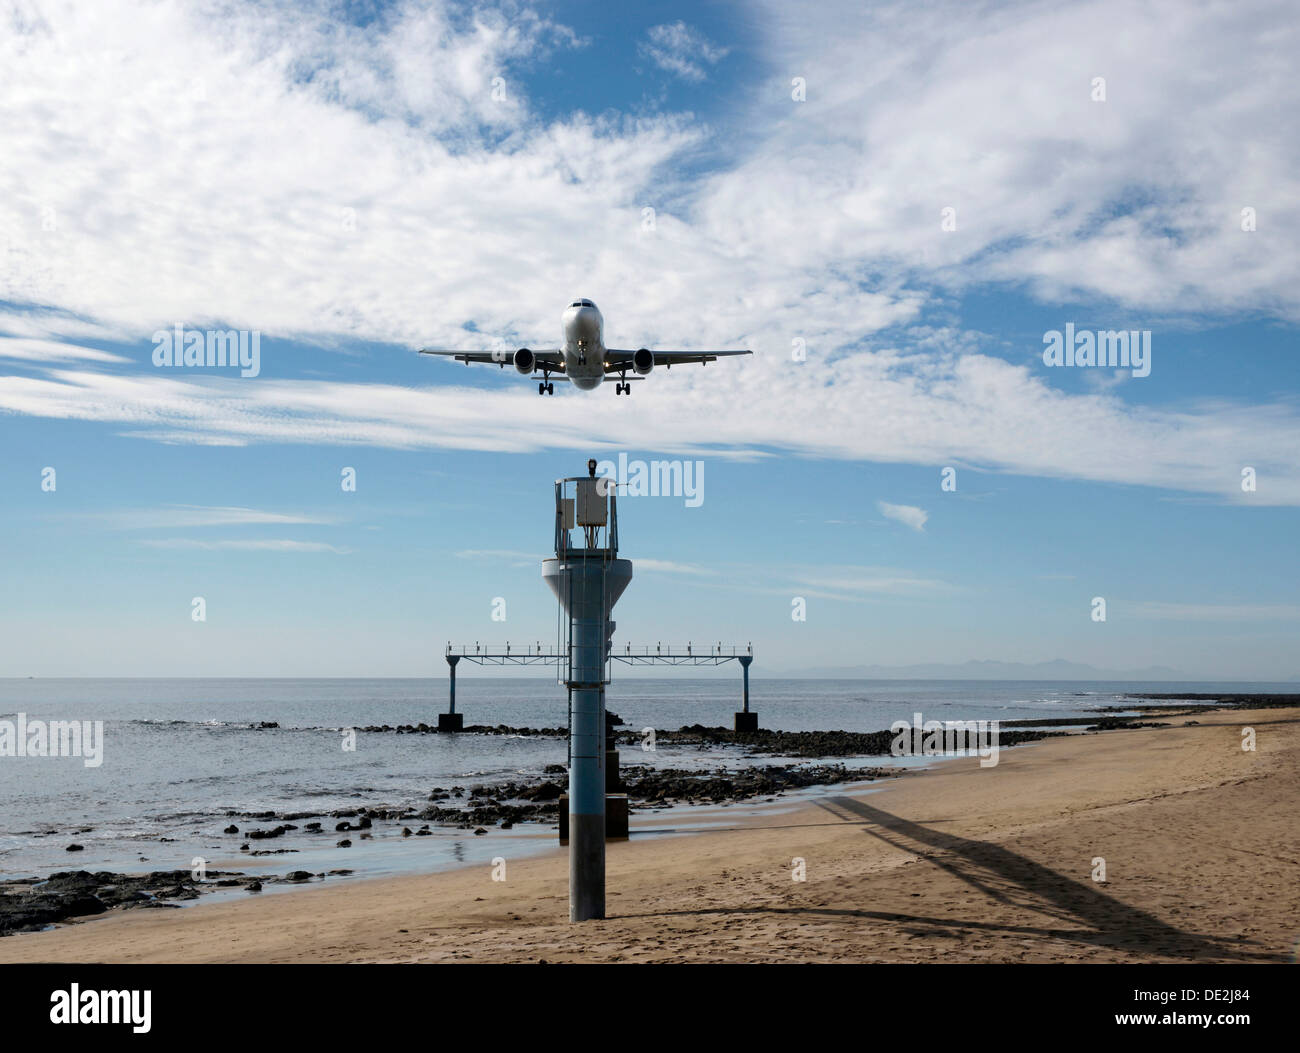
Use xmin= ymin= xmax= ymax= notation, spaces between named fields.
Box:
xmin=2 ymin=707 xmax=1295 ymax=963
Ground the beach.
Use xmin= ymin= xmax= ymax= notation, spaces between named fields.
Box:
xmin=2 ymin=705 xmax=1294 ymax=964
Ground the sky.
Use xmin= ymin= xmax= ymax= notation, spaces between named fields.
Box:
xmin=0 ymin=0 xmax=1297 ymax=679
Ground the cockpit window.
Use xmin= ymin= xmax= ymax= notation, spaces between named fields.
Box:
xmin=580 ymin=299 xmax=593 ymax=306
xmin=570 ymin=301 xmax=583 ymax=308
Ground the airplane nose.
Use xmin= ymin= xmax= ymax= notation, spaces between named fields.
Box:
xmin=571 ymin=307 xmax=600 ymax=339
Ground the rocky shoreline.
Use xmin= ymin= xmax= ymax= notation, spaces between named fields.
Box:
xmin=355 ymin=721 xmax=1068 ymax=757
xmin=0 ymin=757 xmax=895 ymax=936
xmin=7 ymin=697 xmax=1295 ymax=937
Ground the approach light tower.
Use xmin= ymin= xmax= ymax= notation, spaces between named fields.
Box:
xmin=542 ymin=459 xmax=633 ymax=922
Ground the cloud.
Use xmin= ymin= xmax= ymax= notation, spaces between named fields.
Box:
xmin=790 ymin=567 xmax=949 ymax=599
xmin=4 ymin=356 xmax=1299 ymax=504
xmin=456 ymin=548 xmax=542 ymax=567
xmin=727 ymin=0 xmax=1300 ymax=318
xmin=1 ymin=0 xmax=1297 ymax=503
xmin=1132 ymin=601 xmax=1300 ymax=622
xmin=139 ymin=539 xmax=348 ymax=553
xmin=0 ymin=337 xmax=130 ymax=364
xmin=456 ymin=550 xmax=717 ymax=575
xmin=91 ymin=505 xmax=331 ymax=529
xmin=634 ymin=558 xmax=718 ymax=576
xmin=878 ymin=501 xmax=929 ymax=532
xmin=639 ymin=21 xmax=729 ymax=82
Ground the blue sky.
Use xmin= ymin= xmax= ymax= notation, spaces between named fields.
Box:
xmin=1 ymin=0 xmax=1297 ymax=678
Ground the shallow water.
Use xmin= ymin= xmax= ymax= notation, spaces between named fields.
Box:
xmin=0 ymin=677 xmax=1273 ymax=883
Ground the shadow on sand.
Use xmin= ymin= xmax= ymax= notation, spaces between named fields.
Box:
xmin=626 ymin=794 xmax=1285 ymax=962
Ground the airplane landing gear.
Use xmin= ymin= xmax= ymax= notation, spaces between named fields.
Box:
xmin=615 ymin=373 xmax=631 ymax=395
xmin=538 ymin=376 xmax=555 ymax=395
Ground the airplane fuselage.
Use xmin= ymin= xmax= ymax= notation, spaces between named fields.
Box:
xmin=561 ymin=299 xmax=607 ymax=390
xmin=418 ymin=297 xmax=750 ymax=394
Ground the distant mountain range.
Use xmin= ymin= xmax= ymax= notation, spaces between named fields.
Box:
xmin=776 ymin=658 xmax=1205 ymax=681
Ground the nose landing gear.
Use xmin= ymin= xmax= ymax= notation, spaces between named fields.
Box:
xmin=615 ymin=372 xmax=631 ymax=395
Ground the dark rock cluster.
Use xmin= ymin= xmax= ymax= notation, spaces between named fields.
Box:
xmin=0 ymin=869 xmax=254 ymax=936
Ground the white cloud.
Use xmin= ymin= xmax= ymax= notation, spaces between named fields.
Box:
xmin=456 ymin=550 xmax=717 ymax=575
xmin=1133 ymin=602 xmax=1300 ymax=622
xmin=634 ymin=558 xmax=718 ymax=576
xmin=639 ymin=21 xmax=729 ymax=82
xmin=0 ymin=337 xmax=130 ymax=363
xmin=139 ymin=538 xmax=348 ymax=553
xmin=878 ymin=501 xmax=928 ymax=532
xmin=92 ymin=505 xmax=331 ymax=529
xmin=4 ymin=355 xmax=1299 ymax=504
xmin=1 ymin=0 xmax=1297 ymax=503
xmin=791 ymin=567 xmax=949 ymax=598
xmin=457 ymin=548 xmax=540 ymax=560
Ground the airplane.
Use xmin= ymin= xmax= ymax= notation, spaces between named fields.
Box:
xmin=418 ymin=298 xmax=751 ymax=395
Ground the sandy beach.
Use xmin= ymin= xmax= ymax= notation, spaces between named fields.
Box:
xmin=3 ymin=706 xmax=1295 ymax=964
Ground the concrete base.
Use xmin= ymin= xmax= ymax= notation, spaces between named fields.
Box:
xmin=558 ymin=794 xmax=629 ymax=843
xmin=568 ymin=812 xmax=605 ymax=921
xmin=734 ymin=711 xmax=759 ymax=733
xmin=437 ymin=712 xmax=463 ymax=732
xmin=606 ymin=793 xmax=629 ymax=839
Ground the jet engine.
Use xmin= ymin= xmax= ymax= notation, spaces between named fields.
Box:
xmin=513 ymin=348 xmax=535 ymax=375
xmin=632 ymin=348 xmax=654 ymax=375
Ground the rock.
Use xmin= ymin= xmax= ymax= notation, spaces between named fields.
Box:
xmin=65 ymin=844 xmax=84 ymax=852
xmin=336 ymin=839 xmax=352 ymax=848
xmin=246 ymin=880 xmax=262 ymax=892
xmin=223 ymin=824 xmax=239 ymax=834
xmin=473 ymin=827 xmax=487 ymax=836
xmin=155 ymin=884 xmax=200 ymax=900
xmin=525 ymin=781 xmax=563 ymax=802
xmin=402 ymin=827 xmax=412 ymax=837
xmin=285 ymin=871 xmax=313 ymax=883
xmin=335 ymin=822 xmax=351 ymax=832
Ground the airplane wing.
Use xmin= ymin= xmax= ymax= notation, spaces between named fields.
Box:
xmin=418 ymin=348 xmax=565 ymax=368
xmin=604 ymin=349 xmax=751 ymax=368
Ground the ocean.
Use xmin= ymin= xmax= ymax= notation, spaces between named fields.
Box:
xmin=0 ymin=677 xmax=1279 ymax=889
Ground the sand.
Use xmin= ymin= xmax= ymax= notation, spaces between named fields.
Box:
xmin=2 ymin=707 xmax=1296 ymax=963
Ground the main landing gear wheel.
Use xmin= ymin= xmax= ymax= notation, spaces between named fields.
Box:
xmin=616 ymin=381 xmax=630 ymax=395
xmin=547 ymin=382 xmax=554 ymax=394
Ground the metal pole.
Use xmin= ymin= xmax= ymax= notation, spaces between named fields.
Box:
xmin=447 ymin=655 xmax=459 ymax=715
xmin=567 ymin=561 xmax=606 ymax=922
xmin=740 ymin=655 xmax=752 ymax=713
